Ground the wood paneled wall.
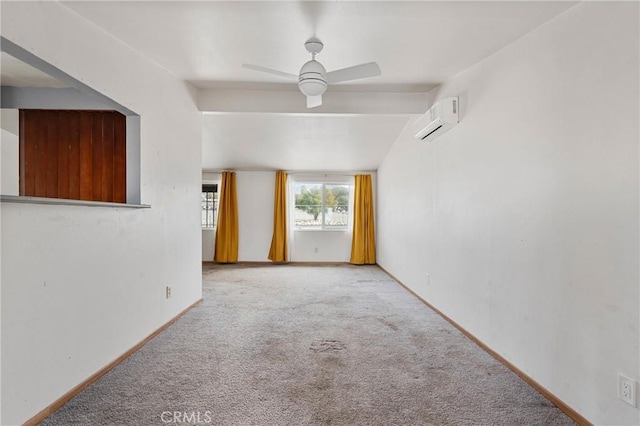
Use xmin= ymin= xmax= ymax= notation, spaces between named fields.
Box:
xmin=19 ymin=110 xmax=126 ymax=203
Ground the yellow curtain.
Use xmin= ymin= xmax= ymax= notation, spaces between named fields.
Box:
xmin=268 ymin=171 xmax=288 ymax=262
xmin=350 ymin=174 xmax=376 ymax=265
xmin=214 ymin=171 xmax=238 ymax=263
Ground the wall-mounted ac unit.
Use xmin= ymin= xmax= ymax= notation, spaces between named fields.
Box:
xmin=413 ymin=97 xmax=459 ymax=142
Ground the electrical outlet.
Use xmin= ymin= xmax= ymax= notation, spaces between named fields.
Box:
xmin=314 ymin=247 xmax=319 ymax=254
xmin=425 ymin=273 xmax=430 ymax=285
xmin=166 ymin=286 xmax=172 ymax=299
xmin=618 ymin=373 xmax=637 ymax=407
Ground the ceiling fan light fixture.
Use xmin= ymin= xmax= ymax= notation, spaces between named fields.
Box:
xmin=299 ymin=80 xmax=327 ymax=97
xmin=298 ymin=60 xmax=327 ymax=97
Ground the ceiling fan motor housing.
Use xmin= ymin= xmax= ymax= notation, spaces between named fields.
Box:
xmin=243 ymin=37 xmax=380 ymax=108
xmin=304 ymin=38 xmax=324 ymax=55
xmin=298 ymin=60 xmax=327 ymax=97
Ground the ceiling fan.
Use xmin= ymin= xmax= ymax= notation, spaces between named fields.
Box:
xmin=242 ymin=38 xmax=381 ymax=108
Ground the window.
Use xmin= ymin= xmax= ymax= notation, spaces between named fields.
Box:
xmin=19 ymin=109 xmax=127 ymax=203
xmin=201 ymin=184 xmax=218 ymax=228
xmin=294 ymin=182 xmax=350 ymax=229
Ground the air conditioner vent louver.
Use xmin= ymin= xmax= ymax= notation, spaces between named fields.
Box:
xmin=420 ymin=124 xmax=443 ymax=140
xmin=413 ymin=97 xmax=459 ymax=142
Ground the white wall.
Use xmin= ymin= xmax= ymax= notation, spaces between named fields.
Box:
xmin=237 ymin=171 xmax=275 ymax=261
xmin=377 ymin=3 xmax=639 ymax=425
xmin=201 ymin=171 xmax=375 ymax=262
xmin=0 ymin=2 xmax=202 ymax=425
xmin=1 ymin=109 xmax=18 ymax=196
xmin=201 ymin=171 xmax=276 ymax=262
xmin=292 ymin=230 xmax=352 ymax=262
xmin=202 ymin=228 xmax=215 ymax=260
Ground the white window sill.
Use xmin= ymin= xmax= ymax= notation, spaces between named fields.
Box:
xmin=0 ymin=195 xmax=150 ymax=209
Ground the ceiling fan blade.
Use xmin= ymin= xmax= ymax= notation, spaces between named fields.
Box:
xmin=326 ymin=62 xmax=381 ymax=84
xmin=306 ymin=95 xmax=323 ymax=108
xmin=242 ymin=64 xmax=297 ymax=80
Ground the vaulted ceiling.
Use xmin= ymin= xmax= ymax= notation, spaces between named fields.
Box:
xmin=46 ymin=2 xmax=579 ymax=171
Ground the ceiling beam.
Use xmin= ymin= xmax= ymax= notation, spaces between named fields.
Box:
xmin=198 ymin=89 xmax=428 ymax=115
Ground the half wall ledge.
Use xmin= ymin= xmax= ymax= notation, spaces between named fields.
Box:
xmin=0 ymin=195 xmax=150 ymax=209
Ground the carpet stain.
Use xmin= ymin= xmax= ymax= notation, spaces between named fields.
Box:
xmin=307 ymin=356 xmax=352 ymax=425
xmin=376 ymin=317 xmax=400 ymax=331
xmin=310 ymin=339 xmax=347 ymax=353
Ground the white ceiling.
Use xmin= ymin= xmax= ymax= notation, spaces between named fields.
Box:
xmin=203 ymin=113 xmax=411 ymax=171
xmin=59 ymin=1 xmax=576 ymax=172
xmin=61 ymin=1 xmax=575 ymax=89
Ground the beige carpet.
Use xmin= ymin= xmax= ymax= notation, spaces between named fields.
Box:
xmin=42 ymin=264 xmax=575 ymax=425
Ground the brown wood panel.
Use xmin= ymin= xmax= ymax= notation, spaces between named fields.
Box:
xmin=19 ymin=110 xmax=35 ymax=195
xmin=57 ymin=111 xmax=70 ymax=199
xmin=19 ymin=110 xmax=25 ymax=194
xmin=19 ymin=109 xmax=127 ymax=203
xmin=79 ymin=112 xmax=93 ymax=201
xmin=101 ymin=113 xmax=114 ymax=202
xmin=46 ymin=111 xmax=59 ymax=198
xmin=34 ymin=111 xmax=48 ymax=198
xmin=68 ymin=112 xmax=81 ymax=200
xmin=91 ymin=113 xmax=104 ymax=201
xmin=113 ymin=113 xmax=127 ymax=203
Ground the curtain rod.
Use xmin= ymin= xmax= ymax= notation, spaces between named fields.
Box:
xmin=288 ymin=172 xmax=375 ymax=178
xmin=202 ymin=168 xmax=274 ymax=173
xmin=202 ymin=169 xmax=376 ymax=176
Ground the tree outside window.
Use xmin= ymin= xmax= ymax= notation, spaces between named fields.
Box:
xmin=294 ymin=183 xmax=349 ymax=229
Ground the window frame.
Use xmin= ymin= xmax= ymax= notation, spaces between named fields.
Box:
xmin=201 ymin=183 xmax=218 ymax=229
xmin=293 ymin=181 xmax=351 ymax=231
